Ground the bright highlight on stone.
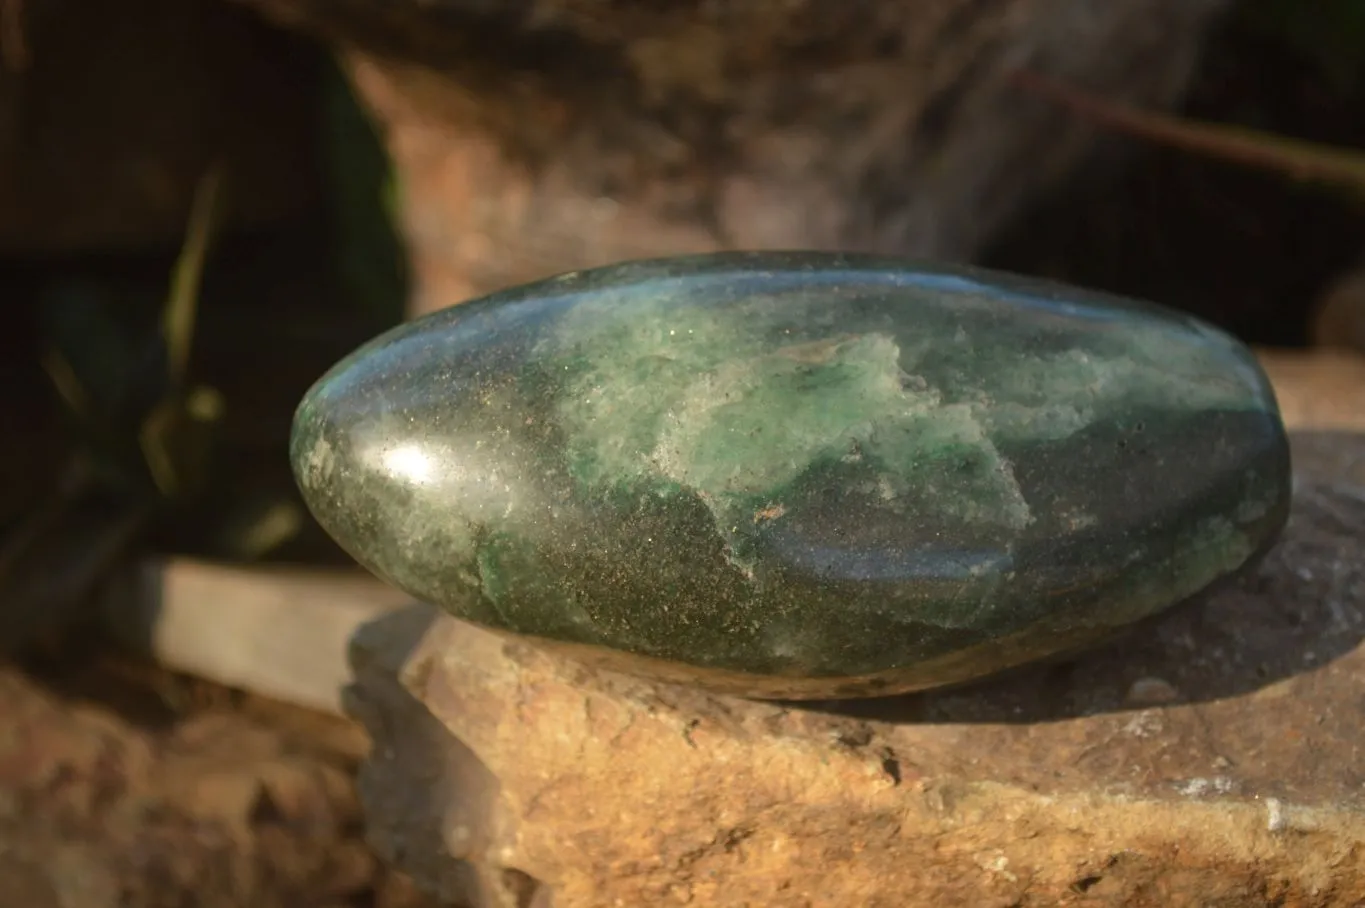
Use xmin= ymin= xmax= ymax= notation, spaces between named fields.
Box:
xmin=291 ymin=252 xmax=1290 ymax=698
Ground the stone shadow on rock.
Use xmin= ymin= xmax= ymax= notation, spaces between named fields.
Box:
xmin=345 ymin=604 xmax=554 ymax=908
xmin=800 ymin=430 xmax=1365 ymax=725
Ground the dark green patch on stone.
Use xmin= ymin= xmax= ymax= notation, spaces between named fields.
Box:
xmin=291 ymin=252 xmax=1291 ymax=698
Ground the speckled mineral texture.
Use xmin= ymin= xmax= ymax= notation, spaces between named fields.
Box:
xmin=345 ymin=429 xmax=1365 ymax=908
xmin=294 ymin=252 xmax=1290 ymax=697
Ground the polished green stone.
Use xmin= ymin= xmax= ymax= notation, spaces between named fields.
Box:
xmin=291 ymin=252 xmax=1291 ymax=698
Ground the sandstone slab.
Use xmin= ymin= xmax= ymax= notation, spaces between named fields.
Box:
xmin=347 ymin=429 xmax=1365 ymax=907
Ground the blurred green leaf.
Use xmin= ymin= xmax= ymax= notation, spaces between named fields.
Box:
xmin=164 ymin=166 xmax=224 ymax=387
xmin=216 ymin=498 xmax=306 ymax=561
xmin=139 ymin=385 xmax=224 ymax=499
xmin=323 ymin=56 xmax=408 ymax=327
xmin=39 ymin=279 xmax=143 ymax=419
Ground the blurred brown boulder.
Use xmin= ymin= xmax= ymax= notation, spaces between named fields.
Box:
xmin=1311 ymin=261 xmax=1365 ymax=355
xmin=232 ymin=0 xmax=1233 ymax=314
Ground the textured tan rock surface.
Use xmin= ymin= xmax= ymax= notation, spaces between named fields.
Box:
xmin=234 ymin=0 xmax=1229 ymax=314
xmin=0 ymin=666 xmax=440 ymax=908
xmin=347 ymin=429 xmax=1365 ymax=907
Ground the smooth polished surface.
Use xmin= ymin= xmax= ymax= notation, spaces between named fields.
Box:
xmin=292 ymin=252 xmax=1291 ymax=698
